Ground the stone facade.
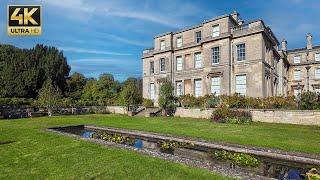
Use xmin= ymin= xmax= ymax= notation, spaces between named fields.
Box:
xmin=142 ymin=11 xmax=320 ymax=103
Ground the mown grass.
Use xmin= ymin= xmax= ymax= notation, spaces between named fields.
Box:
xmin=1 ymin=114 xmax=319 ymax=179
xmin=0 ymin=115 xmax=231 ymax=179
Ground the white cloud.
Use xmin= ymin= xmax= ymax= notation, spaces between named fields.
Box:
xmin=60 ymin=47 xmax=131 ymax=56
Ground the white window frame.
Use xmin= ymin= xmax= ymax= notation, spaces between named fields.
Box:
xmin=176 ymin=81 xmax=183 ymax=96
xmin=315 ymin=68 xmax=320 ymax=79
xmin=150 ymin=83 xmax=155 ymax=100
xmin=293 ymin=70 xmax=301 ymax=81
xmin=176 ymin=56 xmax=183 ymax=71
xmin=237 ymin=43 xmax=246 ymax=61
xmin=160 ymin=58 xmax=165 ymax=72
xmin=236 ymin=75 xmax=246 ymax=96
xmin=212 ymin=24 xmax=220 ymax=38
xmin=315 ymin=53 xmax=320 ymax=62
xmin=194 ymin=79 xmax=202 ymax=97
xmin=211 ymin=77 xmax=221 ymax=96
xmin=160 ymin=40 xmax=165 ymax=50
xmin=195 ymin=31 xmax=201 ymax=43
xmin=294 ymin=89 xmax=300 ymax=97
xmin=194 ymin=52 xmax=202 ymax=68
xmin=176 ymin=37 xmax=182 ymax=48
xmin=212 ymin=46 xmax=220 ymax=64
xmin=293 ymin=56 xmax=301 ymax=64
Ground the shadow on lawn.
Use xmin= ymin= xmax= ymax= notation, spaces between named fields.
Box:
xmin=0 ymin=141 xmax=15 ymax=145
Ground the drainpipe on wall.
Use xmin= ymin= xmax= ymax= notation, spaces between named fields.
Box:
xmin=229 ymin=39 xmax=234 ymax=95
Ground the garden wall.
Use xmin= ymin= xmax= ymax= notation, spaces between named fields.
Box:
xmin=174 ymin=108 xmax=320 ymax=126
xmin=251 ymin=110 xmax=320 ymax=126
xmin=106 ymin=106 xmax=127 ymax=115
xmin=174 ymin=107 xmax=213 ymax=119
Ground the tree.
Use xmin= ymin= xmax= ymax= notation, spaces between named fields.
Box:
xmin=37 ymin=79 xmax=62 ymax=115
xmin=66 ymin=72 xmax=86 ymax=100
xmin=0 ymin=44 xmax=70 ymax=98
xmin=158 ymin=81 xmax=176 ymax=116
xmin=118 ymin=80 xmax=141 ymax=111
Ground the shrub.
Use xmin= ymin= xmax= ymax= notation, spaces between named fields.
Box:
xmin=211 ymin=150 xmax=260 ymax=168
xmin=179 ymin=94 xmax=198 ymax=108
xmin=212 ymin=105 xmax=252 ymax=124
xmin=220 ymin=94 xmax=247 ymax=108
xmin=158 ymin=82 xmax=177 ymax=116
xmin=202 ymin=94 xmax=220 ymax=108
xmin=300 ymin=91 xmax=320 ymax=110
xmin=212 ymin=105 xmax=230 ymax=123
xmin=0 ymin=98 xmax=33 ymax=106
xmin=143 ymin=99 xmax=154 ymax=108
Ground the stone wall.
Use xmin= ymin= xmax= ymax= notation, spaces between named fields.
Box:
xmin=174 ymin=107 xmax=320 ymax=126
xmin=106 ymin=106 xmax=127 ymax=115
xmin=251 ymin=110 xmax=320 ymax=126
xmin=174 ymin=107 xmax=213 ymax=119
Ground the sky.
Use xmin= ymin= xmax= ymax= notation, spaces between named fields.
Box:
xmin=1 ymin=0 xmax=320 ymax=81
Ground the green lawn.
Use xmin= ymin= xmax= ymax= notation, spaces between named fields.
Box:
xmin=0 ymin=114 xmax=319 ymax=179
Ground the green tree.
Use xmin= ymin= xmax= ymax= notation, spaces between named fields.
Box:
xmin=37 ymin=79 xmax=62 ymax=115
xmin=118 ymin=80 xmax=141 ymax=110
xmin=66 ymin=72 xmax=86 ymax=100
xmin=158 ymin=81 xmax=176 ymax=116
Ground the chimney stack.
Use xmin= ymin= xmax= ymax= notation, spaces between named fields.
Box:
xmin=281 ymin=39 xmax=287 ymax=51
xmin=306 ymin=33 xmax=313 ymax=50
xmin=231 ymin=11 xmax=239 ymax=22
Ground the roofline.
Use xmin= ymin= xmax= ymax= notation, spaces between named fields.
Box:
xmin=154 ymin=13 xmax=236 ymax=39
xmin=287 ymin=45 xmax=320 ymax=53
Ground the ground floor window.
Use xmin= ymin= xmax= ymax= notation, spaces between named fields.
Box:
xmin=314 ymin=88 xmax=320 ymax=93
xmin=211 ymin=77 xmax=220 ymax=96
xmin=150 ymin=83 xmax=155 ymax=100
xmin=294 ymin=89 xmax=300 ymax=96
xmin=176 ymin=81 xmax=183 ymax=96
xmin=194 ymin=79 xmax=202 ymax=97
xmin=236 ymin=75 xmax=246 ymax=96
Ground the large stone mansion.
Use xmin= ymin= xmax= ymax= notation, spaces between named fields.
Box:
xmin=142 ymin=11 xmax=320 ymax=102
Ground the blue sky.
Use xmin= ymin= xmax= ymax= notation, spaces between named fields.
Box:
xmin=1 ymin=0 xmax=320 ymax=81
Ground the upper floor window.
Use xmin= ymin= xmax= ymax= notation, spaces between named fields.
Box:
xmin=176 ymin=81 xmax=183 ymax=96
xmin=315 ymin=68 xmax=320 ymax=79
xmin=212 ymin=25 xmax=220 ymax=37
xmin=176 ymin=56 xmax=183 ymax=71
xmin=294 ymin=56 xmax=301 ymax=64
xmin=315 ymin=53 xmax=320 ymax=61
xmin=195 ymin=31 xmax=201 ymax=43
xmin=236 ymin=75 xmax=246 ymax=96
xmin=150 ymin=61 xmax=154 ymax=74
xmin=212 ymin=47 xmax=220 ymax=64
xmin=194 ymin=52 xmax=202 ymax=68
xmin=160 ymin=58 xmax=165 ymax=72
xmin=176 ymin=37 xmax=182 ymax=48
xmin=293 ymin=70 xmax=301 ymax=80
xmin=160 ymin=40 xmax=165 ymax=50
xmin=237 ymin=44 xmax=246 ymax=61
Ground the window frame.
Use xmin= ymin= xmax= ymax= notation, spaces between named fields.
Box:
xmin=293 ymin=70 xmax=301 ymax=81
xmin=150 ymin=83 xmax=155 ymax=100
xmin=212 ymin=24 xmax=220 ymax=38
xmin=315 ymin=68 xmax=320 ymax=79
xmin=211 ymin=76 xmax=221 ymax=96
xmin=195 ymin=31 xmax=201 ymax=43
xmin=160 ymin=40 xmax=166 ymax=50
xmin=235 ymin=74 xmax=246 ymax=96
xmin=160 ymin=58 xmax=166 ymax=72
xmin=176 ymin=36 xmax=182 ymax=48
xmin=293 ymin=55 xmax=301 ymax=64
xmin=176 ymin=56 xmax=183 ymax=71
xmin=236 ymin=43 xmax=246 ymax=61
xmin=194 ymin=52 xmax=202 ymax=68
xmin=194 ymin=79 xmax=202 ymax=97
xmin=176 ymin=81 xmax=183 ymax=96
xmin=315 ymin=53 xmax=320 ymax=62
xmin=212 ymin=46 xmax=220 ymax=65
xmin=150 ymin=61 xmax=154 ymax=74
